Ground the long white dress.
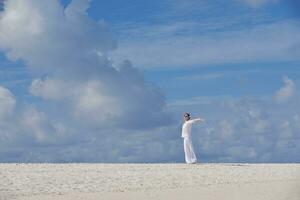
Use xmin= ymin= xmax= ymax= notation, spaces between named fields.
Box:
xmin=182 ymin=118 xmax=202 ymax=164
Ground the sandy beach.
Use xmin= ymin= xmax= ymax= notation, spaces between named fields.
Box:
xmin=1 ymin=163 xmax=299 ymax=200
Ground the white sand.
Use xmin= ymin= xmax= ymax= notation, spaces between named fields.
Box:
xmin=1 ymin=163 xmax=299 ymax=200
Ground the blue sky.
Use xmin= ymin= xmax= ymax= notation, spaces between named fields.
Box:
xmin=0 ymin=0 xmax=299 ymax=163
xmin=86 ymin=0 xmax=300 ymax=100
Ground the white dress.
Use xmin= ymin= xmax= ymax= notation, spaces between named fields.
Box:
xmin=182 ymin=118 xmax=202 ymax=164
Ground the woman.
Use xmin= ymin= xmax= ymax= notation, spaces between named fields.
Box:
xmin=182 ymin=113 xmax=204 ymax=164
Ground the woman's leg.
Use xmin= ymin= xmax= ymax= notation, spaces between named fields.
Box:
xmin=184 ymin=138 xmax=197 ymax=164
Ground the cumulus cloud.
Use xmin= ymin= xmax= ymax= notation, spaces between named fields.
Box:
xmin=20 ymin=106 xmax=66 ymax=143
xmin=0 ymin=0 xmax=299 ymax=163
xmin=275 ymin=76 xmax=295 ymax=102
xmin=170 ymin=77 xmax=300 ymax=162
xmin=0 ymin=0 xmax=171 ymax=129
xmin=0 ymin=86 xmax=69 ymax=159
xmin=0 ymin=0 xmax=174 ymax=162
xmin=0 ymin=0 xmax=116 ymax=74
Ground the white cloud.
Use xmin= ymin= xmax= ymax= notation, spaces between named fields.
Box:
xmin=111 ymin=20 xmax=300 ymax=69
xmin=20 ymin=106 xmax=65 ymax=143
xmin=168 ymin=95 xmax=232 ymax=106
xmin=73 ymin=80 xmax=123 ymax=124
xmin=228 ymin=146 xmax=257 ymax=159
xmin=176 ymin=73 xmax=224 ymax=81
xmin=0 ymin=85 xmax=15 ymax=120
xmin=29 ymin=78 xmax=72 ymax=100
xmin=0 ymin=0 xmax=176 ymax=162
xmin=253 ymin=119 xmax=269 ymax=133
xmin=0 ymin=86 xmax=67 ymax=148
xmin=0 ymin=0 xmax=171 ymax=129
xmin=239 ymin=0 xmax=279 ymax=8
xmin=0 ymin=0 xmax=299 ymax=163
xmin=219 ymin=120 xmax=234 ymax=139
xmin=275 ymin=76 xmax=295 ymax=102
xmin=170 ymin=77 xmax=300 ymax=162
xmin=29 ymin=78 xmax=123 ymax=125
xmin=0 ymin=0 xmax=116 ymax=73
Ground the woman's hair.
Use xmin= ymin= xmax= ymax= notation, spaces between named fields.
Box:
xmin=184 ymin=113 xmax=191 ymax=118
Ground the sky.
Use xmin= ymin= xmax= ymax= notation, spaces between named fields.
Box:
xmin=0 ymin=0 xmax=299 ymax=163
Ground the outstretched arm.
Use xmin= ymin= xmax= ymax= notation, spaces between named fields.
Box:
xmin=190 ymin=117 xmax=205 ymax=123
